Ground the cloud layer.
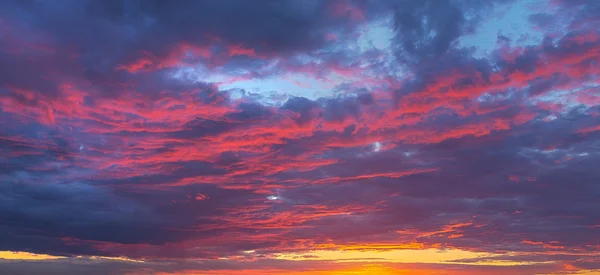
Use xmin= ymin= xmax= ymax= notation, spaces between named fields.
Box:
xmin=1 ymin=0 xmax=600 ymax=274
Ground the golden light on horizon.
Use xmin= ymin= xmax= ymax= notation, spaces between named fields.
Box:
xmin=272 ymin=247 xmax=546 ymax=266
xmin=0 ymin=251 xmax=65 ymax=261
xmin=0 ymin=251 xmax=143 ymax=263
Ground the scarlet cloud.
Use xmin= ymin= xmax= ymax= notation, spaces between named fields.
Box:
xmin=1 ymin=0 xmax=600 ymax=274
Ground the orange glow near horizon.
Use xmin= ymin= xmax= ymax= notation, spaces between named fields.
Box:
xmin=4 ymin=249 xmax=600 ymax=275
xmin=271 ymin=248 xmax=539 ymax=266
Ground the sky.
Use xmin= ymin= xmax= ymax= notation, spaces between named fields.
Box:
xmin=0 ymin=0 xmax=600 ymax=274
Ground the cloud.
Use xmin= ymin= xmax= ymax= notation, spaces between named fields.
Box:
xmin=1 ymin=0 xmax=600 ymax=274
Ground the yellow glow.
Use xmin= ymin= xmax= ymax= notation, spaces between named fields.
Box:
xmin=314 ymin=243 xmax=425 ymax=250
xmin=0 ymin=251 xmax=65 ymax=260
xmin=0 ymin=251 xmax=143 ymax=263
xmin=273 ymin=248 xmax=543 ymax=266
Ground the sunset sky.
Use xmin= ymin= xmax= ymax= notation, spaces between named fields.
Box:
xmin=1 ymin=0 xmax=600 ymax=274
